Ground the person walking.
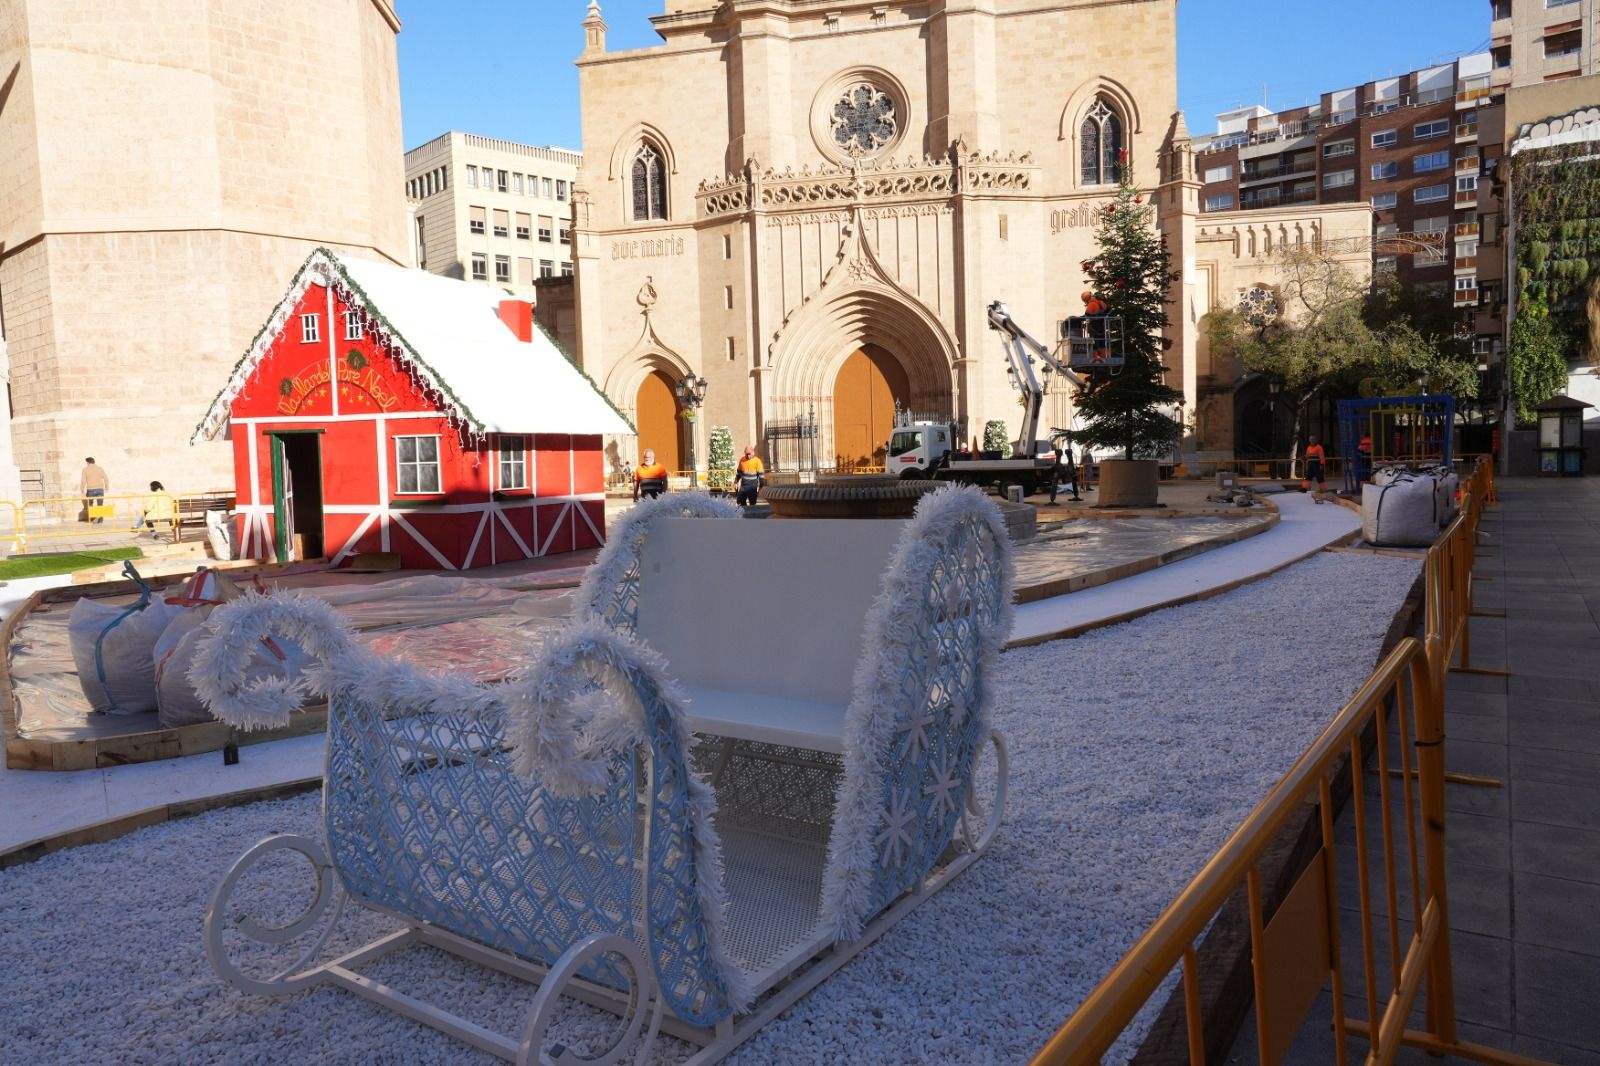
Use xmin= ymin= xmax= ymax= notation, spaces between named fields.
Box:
xmin=1301 ymin=435 xmax=1328 ymax=497
xmin=733 ymin=445 xmax=764 ymax=507
xmin=80 ymin=457 xmax=109 ymax=523
xmin=633 ymin=449 xmax=669 ymax=501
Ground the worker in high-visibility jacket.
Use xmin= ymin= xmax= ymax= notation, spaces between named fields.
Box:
xmin=1302 ymin=435 xmax=1328 ymax=495
xmin=633 ymin=449 xmax=669 ymax=501
xmin=734 ymin=445 xmax=765 ymax=507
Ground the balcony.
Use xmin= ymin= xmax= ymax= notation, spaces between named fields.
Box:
xmin=1456 ymin=86 xmax=1492 ymax=108
xmin=1454 ymin=287 xmax=1479 ymax=306
xmin=1456 ymin=189 xmax=1480 ymax=207
xmin=1326 ymin=110 xmax=1356 ymax=127
xmin=1456 ymin=156 xmax=1481 ymax=173
xmin=1456 ymin=222 xmax=1480 ymax=238
xmin=1239 ymin=189 xmax=1318 ymax=211
xmin=1456 ymin=122 xmax=1479 ymax=142
xmin=1455 ymin=256 xmax=1479 ymax=272
xmin=1416 ymin=87 xmax=1452 ymax=106
xmin=1239 ymin=160 xmax=1317 ymax=186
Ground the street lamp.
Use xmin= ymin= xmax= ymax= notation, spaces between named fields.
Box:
xmin=674 ymin=374 xmax=709 ymax=488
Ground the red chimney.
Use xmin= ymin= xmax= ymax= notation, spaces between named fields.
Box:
xmin=497 ymin=299 xmax=534 ymax=342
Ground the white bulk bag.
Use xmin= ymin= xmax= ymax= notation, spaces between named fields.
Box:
xmin=69 ymin=596 xmax=184 ymax=715
xmin=1362 ymin=477 xmax=1439 ymax=547
xmin=206 ymin=510 xmax=235 ymax=561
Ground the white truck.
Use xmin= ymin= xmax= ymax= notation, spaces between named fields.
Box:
xmin=886 ymin=301 xmax=1120 ymax=498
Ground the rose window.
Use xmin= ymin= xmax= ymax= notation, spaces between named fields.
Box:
xmin=1237 ymin=286 xmax=1281 ymax=329
xmin=831 ymin=84 xmax=898 ymax=157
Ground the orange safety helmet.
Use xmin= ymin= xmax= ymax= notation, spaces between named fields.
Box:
xmin=1081 ymin=290 xmax=1109 ymax=315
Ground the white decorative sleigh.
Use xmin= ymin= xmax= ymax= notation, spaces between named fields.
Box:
xmin=198 ymin=486 xmax=1013 ymax=1065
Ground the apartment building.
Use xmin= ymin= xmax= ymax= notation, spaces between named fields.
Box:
xmin=1194 ymin=54 xmax=1494 ymax=314
xmin=1491 ymin=0 xmax=1598 ymax=89
xmin=403 ymin=133 xmax=582 ymax=301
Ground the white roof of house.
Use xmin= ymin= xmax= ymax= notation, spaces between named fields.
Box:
xmin=194 ymin=249 xmax=633 ymax=442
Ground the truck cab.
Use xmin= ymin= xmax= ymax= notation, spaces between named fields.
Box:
xmin=888 ymin=422 xmax=954 ymax=478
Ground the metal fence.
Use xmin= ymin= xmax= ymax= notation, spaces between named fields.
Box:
xmin=1032 ymin=458 xmax=1540 ymax=1066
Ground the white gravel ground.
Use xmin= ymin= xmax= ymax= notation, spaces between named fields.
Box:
xmin=0 ymin=550 xmax=1420 ymax=1066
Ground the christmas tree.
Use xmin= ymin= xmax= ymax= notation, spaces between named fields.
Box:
xmin=1072 ymin=167 xmax=1183 ymax=460
xmin=707 ymin=425 xmax=735 ymax=491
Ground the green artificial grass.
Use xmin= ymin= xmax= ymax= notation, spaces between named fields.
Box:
xmin=0 ymin=547 xmax=143 ymax=580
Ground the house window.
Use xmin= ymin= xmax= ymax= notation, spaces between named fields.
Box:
xmin=558 ymin=224 xmax=571 ymax=245
xmin=1457 ymin=174 xmax=1479 ymax=194
xmin=498 ymin=435 xmax=528 ymax=490
xmin=497 ymin=169 xmax=509 ymax=193
xmin=1372 ymin=192 xmax=1398 ymax=209
xmin=1323 ymin=139 xmax=1354 ymax=157
xmin=493 ymin=209 xmax=510 ymax=238
xmin=343 ymin=310 xmax=362 ymax=341
xmin=1079 ymin=98 xmax=1124 ymax=186
xmin=512 ymin=173 xmax=523 ymax=195
xmin=1371 ymin=161 xmax=1398 ymax=180
xmin=495 ymin=255 xmax=511 ymax=282
xmin=396 ymin=436 xmax=442 ymax=494
xmin=1372 ymin=129 xmax=1397 ymax=148
xmin=538 ymin=215 xmax=553 ymax=242
xmin=1414 ymin=150 xmax=1450 ymax=173
xmin=469 ymin=206 xmax=486 ymax=235
xmin=557 ymin=179 xmax=568 ymax=201
xmin=543 ymin=177 xmax=553 ymax=198
xmin=516 ymin=212 xmax=531 ymax=240
xmin=630 ymin=142 xmax=669 ymax=221
xmin=1204 ymin=164 xmax=1234 ymax=183
xmin=300 ymin=314 xmax=320 ymax=343
xmin=540 ymin=259 xmax=554 ymax=278
xmin=471 ymin=253 xmax=487 ymax=280
xmin=466 ymin=165 xmax=478 ymax=188
xmin=561 ymin=261 xmax=574 ymax=278
xmin=1323 ymin=169 xmax=1355 ymax=189
xmin=1414 ymin=119 xmax=1449 ymax=139
xmin=1455 ymin=277 xmax=1478 ymax=292
xmin=1204 ymin=193 xmax=1234 ymax=211
xmin=1415 ymin=183 xmax=1450 ymax=203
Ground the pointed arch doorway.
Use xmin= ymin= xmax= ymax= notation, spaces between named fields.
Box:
xmin=635 ymin=370 xmax=683 ymax=472
xmin=831 ymin=344 xmax=910 ymax=471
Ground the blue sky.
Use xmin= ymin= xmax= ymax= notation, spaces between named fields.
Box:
xmin=397 ymin=1 xmax=1486 ymax=151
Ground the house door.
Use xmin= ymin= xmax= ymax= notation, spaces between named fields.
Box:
xmin=268 ymin=432 xmax=325 ymax=561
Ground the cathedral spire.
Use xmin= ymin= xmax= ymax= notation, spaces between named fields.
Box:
xmin=583 ymin=0 xmax=607 ymax=55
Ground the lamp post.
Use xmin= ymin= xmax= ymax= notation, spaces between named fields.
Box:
xmin=675 ymin=374 xmax=709 ymax=488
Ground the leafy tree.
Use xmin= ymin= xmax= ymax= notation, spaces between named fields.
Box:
xmin=1362 ymin=320 xmax=1481 ymax=400
xmin=1507 ymin=301 xmax=1570 ymax=427
xmin=1072 ymin=173 xmax=1182 ymax=460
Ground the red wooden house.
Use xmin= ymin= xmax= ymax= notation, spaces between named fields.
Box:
xmin=193 ymin=249 xmax=632 ymax=570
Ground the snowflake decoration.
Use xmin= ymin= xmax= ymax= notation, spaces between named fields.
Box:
xmin=923 ymin=754 xmax=962 ymax=821
xmin=876 ymin=790 xmax=918 ymax=870
xmin=898 ymin=704 xmax=936 ymax=762
xmin=1238 ymin=286 xmax=1281 ymax=329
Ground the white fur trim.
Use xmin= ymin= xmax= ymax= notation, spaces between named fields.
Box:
xmin=818 ymin=484 xmax=1015 ymax=940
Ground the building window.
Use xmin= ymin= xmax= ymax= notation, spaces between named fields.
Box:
xmin=1323 ymin=139 xmax=1354 ymax=157
xmin=300 ymin=314 xmax=319 ymax=343
xmin=1457 ymin=174 xmax=1479 ymax=194
xmin=1079 ymin=98 xmax=1124 ymax=186
xmin=557 ymin=179 xmax=568 ymax=201
xmin=540 ymin=260 xmax=554 ymax=279
xmin=497 ymin=169 xmax=509 ymax=193
xmin=722 ymin=234 xmax=733 ymax=259
xmin=512 ymin=173 xmax=523 ymax=195
xmin=1204 ymin=193 xmax=1234 ymax=211
xmin=543 ymin=177 xmax=554 ymax=198
xmin=1204 ymin=164 xmax=1234 ymax=183
xmin=416 ymin=215 xmax=427 ymax=269
xmin=519 ymin=257 xmax=534 ymax=285
xmin=561 ymin=261 xmax=574 ymax=278
xmin=495 ymin=255 xmax=510 ymax=283
xmin=469 ymin=206 xmax=486 ymax=235
xmin=1455 ymin=277 xmax=1478 ymax=292
xmin=725 ymin=336 xmax=736 ymax=361
xmin=1414 ymin=119 xmax=1449 ymax=140
xmin=493 ymin=209 xmax=510 ymax=238
xmin=396 ymin=435 xmax=441 ymax=495
xmin=1458 ymin=239 xmax=1479 ymax=258
xmin=558 ymin=224 xmax=571 ymax=245
xmin=1376 ymin=256 xmax=1398 ymax=275
xmin=466 ymin=165 xmax=478 ymax=188
xmin=830 ymin=82 xmax=899 ymax=157
xmin=1372 ymin=192 xmax=1398 ymax=209
xmin=723 ymin=285 xmax=734 ymax=310
xmin=516 ymin=212 xmax=531 ymax=240
xmin=1371 ymin=161 xmax=1397 ymax=180
xmin=1414 ymin=183 xmax=1450 ymax=203
xmin=631 ymin=141 xmax=669 ymax=221
xmin=343 ymin=310 xmax=362 ymax=341
xmin=471 ymin=253 xmax=487 ymax=280
xmin=1372 ymin=129 xmax=1397 ymax=148
xmin=1414 ymin=150 xmax=1450 ymax=173
xmin=498 ymin=435 xmax=528 ymax=490
xmin=1546 ymin=29 xmax=1583 ymax=58
xmin=538 ymin=215 xmax=553 ymax=242
xmin=1323 ymin=169 xmax=1355 ymax=189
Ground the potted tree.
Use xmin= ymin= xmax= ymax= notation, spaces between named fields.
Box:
xmin=1072 ymin=168 xmax=1182 ymax=506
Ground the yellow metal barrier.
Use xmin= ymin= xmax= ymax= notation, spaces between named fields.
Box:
xmin=0 ymin=493 xmax=181 ymax=553
xmin=1033 ymin=455 xmax=1540 ymax=1066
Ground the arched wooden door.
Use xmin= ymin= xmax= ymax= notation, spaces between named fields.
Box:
xmin=832 ymin=345 xmax=909 ymax=471
xmin=635 ymin=370 xmax=682 ymax=471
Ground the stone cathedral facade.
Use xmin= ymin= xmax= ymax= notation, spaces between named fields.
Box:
xmin=571 ymin=0 xmax=1371 ymax=474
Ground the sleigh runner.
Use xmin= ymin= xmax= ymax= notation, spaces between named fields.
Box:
xmin=199 ymin=486 xmax=1013 ymax=1064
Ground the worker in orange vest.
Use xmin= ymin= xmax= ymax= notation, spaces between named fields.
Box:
xmin=1301 ymin=435 xmax=1328 ymax=496
xmin=633 ymin=448 xmax=669 ymax=501
xmin=733 ymin=445 xmax=765 ymax=507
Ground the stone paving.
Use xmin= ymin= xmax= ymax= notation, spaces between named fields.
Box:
xmin=1231 ymin=476 xmax=1600 ymax=1065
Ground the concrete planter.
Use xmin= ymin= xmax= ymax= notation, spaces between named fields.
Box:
xmin=1097 ymin=458 xmax=1160 ymax=507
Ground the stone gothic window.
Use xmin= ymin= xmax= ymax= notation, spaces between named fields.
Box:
xmin=831 ymin=83 xmax=898 ymax=157
xmin=631 ymin=142 xmax=667 ymax=221
xmin=1080 ymin=98 xmax=1124 ymax=186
